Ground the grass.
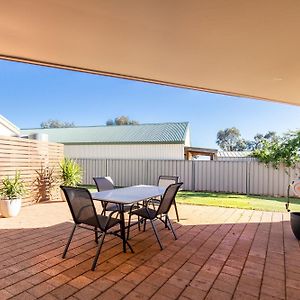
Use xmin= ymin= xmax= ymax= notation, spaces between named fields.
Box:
xmin=80 ymin=184 xmax=300 ymax=213
xmin=81 ymin=184 xmax=97 ymax=192
xmin=176 ymin=191 xmax=300 ymax=212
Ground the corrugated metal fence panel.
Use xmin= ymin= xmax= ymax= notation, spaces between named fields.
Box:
xmin=147 ymin=160 xmax=179 ymax=185
xmin=248 ymin=162 xmax=300 ymax=197
xmin=75 ymin=158 xmax=300 ymax=197
xmin=176 ymin=160 xmax=193 ymax=191
xmin=145 ymin=160 xmax=193 ymax=190
xmin=107 ymin=159 xmax=148 ymax=187
xmin=76 ymin=158 xmax=106 ymax=185
xmin=194 ymin=161 xmax=247 ymax=193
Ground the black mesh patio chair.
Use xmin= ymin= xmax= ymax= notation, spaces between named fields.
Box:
xmin=93 ymin=176 xmax=141 ymax=236
xmin=93 ymin=177 xmax=120 ymax=213
xmin=60 ymin=186 xmax=133 ymax=271
xmin=128 ymin=182 xmax=183 ymax=250
xmin=93 ymin=176 xmax=140 ymax=213
xmin=150 ymin=175 xmax=180 ymax=222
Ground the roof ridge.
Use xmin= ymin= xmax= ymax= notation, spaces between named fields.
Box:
xmin=21 ymin=121 xmax=189 ymax=130
xmin=20 ymin=122 xmax=189 ymax=144
xmin=0 ymin=115 xmax=20 ymax=134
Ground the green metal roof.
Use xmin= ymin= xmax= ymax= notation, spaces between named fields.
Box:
xmin=21 ymin=122 xmax=189 ymax=145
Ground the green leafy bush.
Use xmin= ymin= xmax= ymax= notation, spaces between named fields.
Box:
xmin=251 ymin=130 xmax=300 ymax=169
xmin=60 ymin=158 xmax=82 ymax=186
xmin=0 ymin=171 xmax=26 ymax=200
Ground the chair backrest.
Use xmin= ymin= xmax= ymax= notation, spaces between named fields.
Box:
xmin=157 ymin=182 xmax=183 ymax=215
xmin=93 ymin=176 xmax=114 ymax=192
xmin=61 ymin=186 xmax=100 ymax=228
xmin=157 ymin=175 xmax=179 ymax=188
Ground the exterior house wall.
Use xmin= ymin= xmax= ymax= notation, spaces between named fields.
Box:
xmin=0 ymin=123 xmax=17 ymax=136
xmin=0 ymin=115 xmax=20 ymax=136
xmin=184 ymin=127 xmax=191 ymax=146
xmin=64 ymin=143 xmax=185 ymax=160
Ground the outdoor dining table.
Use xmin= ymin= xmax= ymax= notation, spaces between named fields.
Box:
xmin=91 ymin=185 xmax=166 ymax=252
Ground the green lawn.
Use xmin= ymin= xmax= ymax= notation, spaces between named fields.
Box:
xmin=176 ymin=191 xmax=300 ymax=212
xmin=81 ymin=184 xmax=300 ymax=212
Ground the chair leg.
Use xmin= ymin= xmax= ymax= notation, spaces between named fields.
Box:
xmin=125 ymin=239 xmax=134 ymax=253
xmin=95 ymin=227 xmax=98 ymax=243
xmin=101 ymin=202 xmax=107 ymax=216
xmin=173 ymin=200 xmax=180 ymax=222
xmin=166 ymin=215 xmax=177 ymax=240
xmin=165 ymin=215 xmax=168 ymax=228
xmin=150 ymin=219 xmax=163 ymax=250
xmin=62 ymin=224 xmax=77 ymax=258
xmin=114 ymin=232 xmax=134 ymax=253
xmin=127 ymin=212 xmax=132 ymax=240
xmin=143 ymin=219 xmax=147 ymax=231
xmin=157 ymin=215 xmax=169 ymax=229
xmin=91 ymin=233 xmax=105 ymax=271
xmin=137 ymin=216 xmax=141 ymax=231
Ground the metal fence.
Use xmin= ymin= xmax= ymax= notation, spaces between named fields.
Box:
xmin=76 ymin=158 xmax=300 ymax=197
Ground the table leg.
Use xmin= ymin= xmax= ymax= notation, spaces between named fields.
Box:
xmin=119 ymin=204 xmax=126 ymax=253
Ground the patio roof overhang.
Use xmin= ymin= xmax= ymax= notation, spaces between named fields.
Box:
xmin=1 ymin=1 xmax=300 ymax=106
xmin=184 ymin=147 xmax=218 ymax=160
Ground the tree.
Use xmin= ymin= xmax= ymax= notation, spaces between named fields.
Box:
xmin=40 ymin=119 xmax=75 ymax=128
xmin=106 ymin=119 xmax=114 ymax=126
xmin=216 ymin=128 xmax=280 ymax=151
xmin=251 ymin=130 xmax=300 ymax=169
xmin=216 ymin=127 xmax=247 ymax=151
xmin=251 ymin=131 xmax=279 ymax=150
xmin=106 ymin=116 xmax=139 ymax=126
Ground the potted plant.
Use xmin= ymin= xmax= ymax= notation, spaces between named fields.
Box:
xmin=0 ymin=171 xmax=26 ymax=217
xmin=60 ymin=158 xmax=82 ymax=187
xmin=286 ymin=178 xmax=300 ymax=239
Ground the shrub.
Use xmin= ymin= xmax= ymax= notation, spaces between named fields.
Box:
xmin=60 ymin=158 xmax=82 ymax=186
xmin=251 ymin=130 xmax=300 ymax=171
xmin=33 ymin=166 xmax=58 ymax=202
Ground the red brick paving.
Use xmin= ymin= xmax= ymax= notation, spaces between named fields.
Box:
xmin=1 ymin=202 xmax=300 ymax=299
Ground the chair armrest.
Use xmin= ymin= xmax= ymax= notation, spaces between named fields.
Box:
xmin=143 ymin=198 xmax=155 ymax=207
xmin=107 ymin=210 xmax=120 ymax=219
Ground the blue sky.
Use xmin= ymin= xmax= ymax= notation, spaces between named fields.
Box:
xmin=1 ymin=59 xmax=299 ymax=148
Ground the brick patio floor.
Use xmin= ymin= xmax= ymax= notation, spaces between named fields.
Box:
xmin=1 ymin=202 xmax=300 ymax=300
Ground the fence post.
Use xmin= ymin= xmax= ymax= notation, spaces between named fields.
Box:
xmin=105 ymin=159 xmax=108 ymax=176
xmin=192 ymin=160 xmax=196 ymax=192
xmin=246 ymin=161 xmax=250 ymax=195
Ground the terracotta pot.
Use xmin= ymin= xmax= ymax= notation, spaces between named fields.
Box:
xmin=290 ymin=212 xmax=300 ymax=240
xmin=0 ymin=198 xmax=21 ymax=217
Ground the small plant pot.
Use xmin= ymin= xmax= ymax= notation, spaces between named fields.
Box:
xmin=290 ymin=212 xmax=300 ymax=240
xmin=0 ymin=198 xmax=22 ymax=217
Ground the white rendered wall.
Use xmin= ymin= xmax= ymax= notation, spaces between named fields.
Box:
xmin=64 ymin=144 xmax=185 ymax=160
xmin=0 ymin=123 xmax=18 ymax=136
xmin=185 ymin=127 xmax=191 ymax=146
